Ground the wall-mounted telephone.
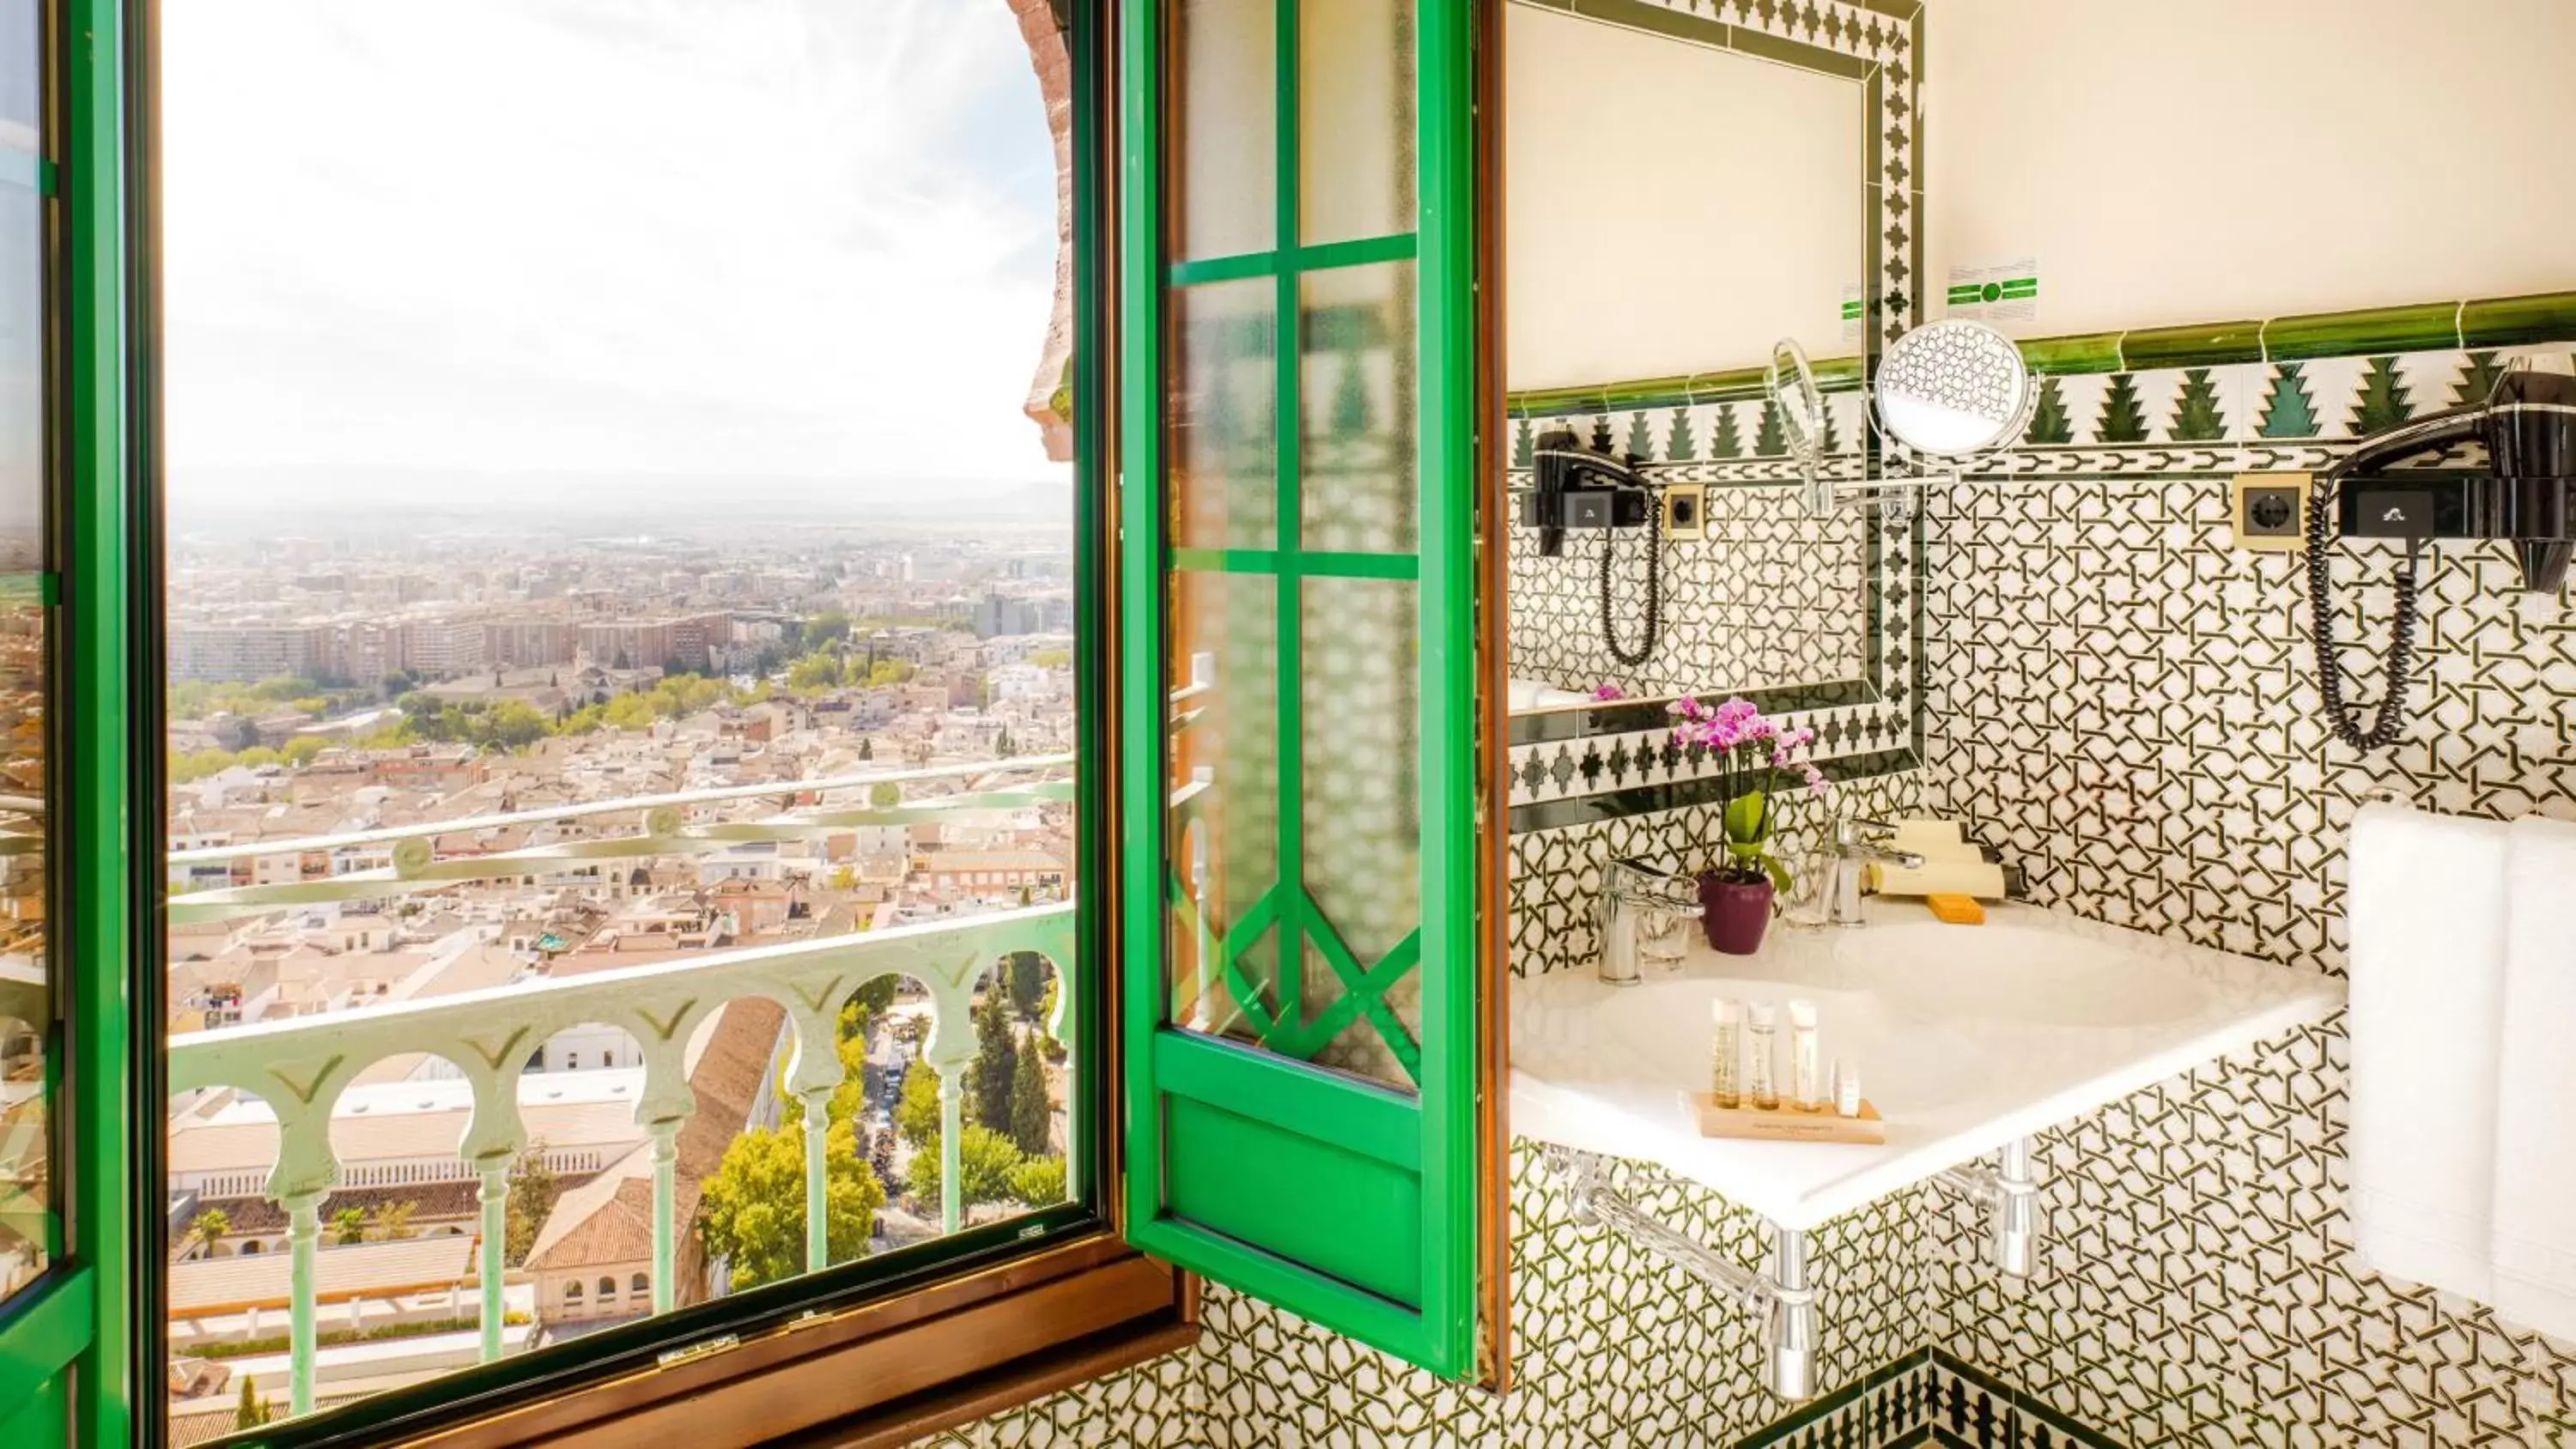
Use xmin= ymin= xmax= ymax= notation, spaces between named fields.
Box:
xmin=1521 ymin=424 xmax=1662 ymax=664
xmin=2309 ymin=365 xmax=2576 ymax=750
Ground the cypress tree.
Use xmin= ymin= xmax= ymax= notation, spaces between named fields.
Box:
xmin=971 ymin=984 xmax=1018 ymax=1131
xmin=1010 ymin=1040 xmax=1051 ymax=1155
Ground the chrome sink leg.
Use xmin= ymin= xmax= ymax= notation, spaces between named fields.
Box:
xmin=1765 ymin=1226 xmax=1817 ymax=1401
xmin=1935 ymin=1136 xmax=2044 ymax=1277
xmin=1542 ymin=1146 xmax=1822 ymax=1402
xmin=1993 ymin=1137 xmax=2040 ymax=1277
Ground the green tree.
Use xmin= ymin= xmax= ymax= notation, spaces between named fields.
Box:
xmin=602 ymin=693 xmax=660 ymax=731
xmin=234 ymin=1378 xmax=271 ymax=1430
xmin=868 ymin=781 xmax=902 ymax=809
xmin=858 ymin=737 xmax=874 ymax=761
xmin=787 ymin=652 xmax=845 ymax=692
xmin=2094 ymin=372 xmax=2149 ymax=443
xmin=1007 ymin=1155 xmax=1067 ymax=1209
xmin=1009 ymin=1039 xmax=1051 ymax=1155
xmin=840 ymin=978 xmax=897 ymax=1040
xmin=279 ymin=736 xmax=327 ymax=767
xmin=185 ymin=1206 xmax=232 ymax=1254
xmin=2024 ymin=375 xmax=2074 ymax=445
xmin=371 ymin=1200 xmax=418 ymax=1240
xmin=2169 ymin=368 xmax=2227 ymax=441
xmin=1036 ymin=975 xmax=1061 ymax=1047
xmin=333 ymin=1205 xmax=368 ymax=1245
xmin=1006 ymin=953 xmax=1047 ymax=1021
xmin=479 ymin=699 xmax=551 ymax=750
xmin=895 ymin=1064 xmax=944 ymax=1151
xmin=2452 ymin=349 xmax=2506 ymax=408
xmin=1663 ymin=406 xmax=1696 ymax=462
xmin=697 ymin=1119 xmax=885 ymax=1289
xmin=808 ymin=610 xmax=853 ymax=646
xmin=502 ymin=1143 xmax=561 ymax=1267
xmin=866 ymin=659 xmax=915 ymax=688
xmin=2348 ymin=355 xmax=2415 ymax=435
xmin=2257 ymin=361 xmax=2320 ymax=439
xmin=1709 ymin=401 xmax=1745 ymax=459
xmin=970 ymin=985 xmax=1018 ymax=1131
xmin=908 ymin=1125 xmax=1022 ymax=1209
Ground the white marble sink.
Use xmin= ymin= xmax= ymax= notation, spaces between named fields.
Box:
xmin=1510 ymin=899 xmax=2346 ymax=1230
xmin=1836 ymin=922 xmax=2213 ymax=1028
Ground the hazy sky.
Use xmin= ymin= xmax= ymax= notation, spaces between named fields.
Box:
xmin=162 ymin=0 xmax=1067 ymax=494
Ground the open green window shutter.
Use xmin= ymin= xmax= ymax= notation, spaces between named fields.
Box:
xmin=1117 ymin=0 xmax=1480 ymax=1377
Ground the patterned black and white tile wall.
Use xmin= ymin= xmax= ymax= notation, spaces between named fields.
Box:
xmin=1914 ymin=339 xmax=2576 ymax=1447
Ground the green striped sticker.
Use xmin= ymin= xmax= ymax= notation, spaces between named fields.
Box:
xmin=1947 ymin=276 xmax=2038 ymax=306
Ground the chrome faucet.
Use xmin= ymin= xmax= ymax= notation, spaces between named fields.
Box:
xmin=1599 ymin=858 xmax=1699 ymax=985
xmin=1821 ymin=816 xmax=1923 ymax=927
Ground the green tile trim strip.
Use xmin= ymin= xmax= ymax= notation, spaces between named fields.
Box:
xmin=2262 ymin=300 xmax=2461 ymax=362
xmin=1504 ymin=289 xmax=2576 ymax=415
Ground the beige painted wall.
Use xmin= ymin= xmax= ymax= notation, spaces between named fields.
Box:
xmin=1926 ymin=0 xmax=2576 ymax=336
xmin=1504 ymin=3 xmax=1864 ymax=390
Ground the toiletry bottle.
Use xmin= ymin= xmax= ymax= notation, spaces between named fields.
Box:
xmin=1788 ymin=999 xmax=1821 ymax=1112
xmin=1836 ymin=1061 xmax=1862 ymax=1118
xmin=1710 ymin=998 xmax=1743 ymax=1108
xmin=1745 ymin=1002 xmax=1779 ymax=1110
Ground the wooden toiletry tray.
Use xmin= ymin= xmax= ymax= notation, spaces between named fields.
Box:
xmin=1686 ymin=1092 xmax=1886 ymax=1145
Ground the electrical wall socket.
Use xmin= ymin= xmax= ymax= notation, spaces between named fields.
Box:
xmin=2231 ymin=472 xmax=2310 ymax=552
xmin=1662 ymin=482 xmax=1707 ymax=541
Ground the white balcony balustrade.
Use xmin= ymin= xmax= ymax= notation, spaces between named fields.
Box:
xmin=162 ymin=760 xmax=1078 ymax=1420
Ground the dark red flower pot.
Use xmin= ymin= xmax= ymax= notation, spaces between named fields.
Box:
xmin=1698 ymin=873 xmax=1774 ymax=955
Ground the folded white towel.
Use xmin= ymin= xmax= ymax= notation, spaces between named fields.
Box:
xmin=2344 ymin=802 xmax=2510 ymax=1304
xmin=2492 ymin=815 xmax=2576 ymax=1343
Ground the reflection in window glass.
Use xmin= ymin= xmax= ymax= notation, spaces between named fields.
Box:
xmin=0 ymin=0 xmax=46 ymax=1310
xmin=160 ymin=1 xmax=1083 ymax=1434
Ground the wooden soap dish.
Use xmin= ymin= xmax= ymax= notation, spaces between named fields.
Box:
xmin=1685 ymin=1092 xmax=1886 ymax=1145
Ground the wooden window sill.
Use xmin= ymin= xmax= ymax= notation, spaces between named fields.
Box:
xmin=392 ymin=1234 xmax=1194 ymax=1449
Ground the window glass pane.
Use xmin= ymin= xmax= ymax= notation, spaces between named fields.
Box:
xmin=1168 ymin=277 xmax=1279 ymax=549
xmin=0 ymin=0 xmax=45 ymax=1309
xmin=1170 ymin=0 xmax=1276 ymax=262
xmin=1298 ymin=0 xmax=1414 ymax=247
xmin=0 ymin=587 xmax=48 ymax=1301
xmin=161 ymin=1 xmax=1084 ymax=1434
xmin=1164 ymin=567 xmax=1279 ymax=1038
xmin=1299 ymin=261 xmax=1416 ymax=553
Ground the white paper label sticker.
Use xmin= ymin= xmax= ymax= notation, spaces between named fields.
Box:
xmin=1947 ymin=258 xmax=2038 ymax=323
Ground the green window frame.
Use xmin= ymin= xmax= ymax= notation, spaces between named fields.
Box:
xmin=3 ymin=1 xmax=1194 ymax=1444
xmin=0 ymin=0 xmax=139 ymax=1441
xmin=1116 ymin=0 xmax=1486 ymax=1378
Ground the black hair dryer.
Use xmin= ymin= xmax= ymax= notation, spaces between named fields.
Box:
xmin=1521 ymin=427 xmax=1652 ymax=556
xmin=2309 ymin=366 xmax=2576 ymax=749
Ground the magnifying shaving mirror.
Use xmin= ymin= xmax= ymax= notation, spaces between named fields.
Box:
xmin=1767 ymin=338 xmax=1832 ymax=515
xmin=1874 ymin=318 xmax=2037 ymax=460
xmin=1766 ymin=318 xmax=2038 ymax=518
